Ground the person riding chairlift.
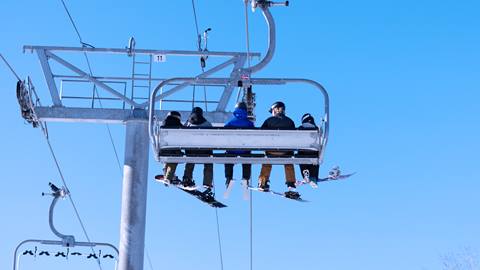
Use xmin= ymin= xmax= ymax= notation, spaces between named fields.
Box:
xmin=160 ymin=111 xmax=184 ymax=183
xmin=181 ymin=107 xmax=214 ymax=195
xmin=224 ymin=101 xmax=255 ymax=189
xmin=257 ymin=101 xmax=300 ymax=199
xmin=298 ymin=113 xmax=321 ymax=187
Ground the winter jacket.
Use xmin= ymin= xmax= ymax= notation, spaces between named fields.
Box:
xmin=261 ymin=113 xmax=295 ymax=156
xmin=161 ymin=115 xmax=182 ymax=128
xmin=160 ymin=115 xmax=183 ymax=156
xmin=261 ymin=113 xmax=295 ymax=129
xmin=225 ymin=108 xmax=254 ymax=154
xmin=185 ymin=111 xmax=213 ymax=155
xmin=225 ymin=108 xmax=254 ymax=128
xmin=185 ymin=112 xmax=212 ymax=127
xmin=298 ymin=122 xmax=320 ymax=156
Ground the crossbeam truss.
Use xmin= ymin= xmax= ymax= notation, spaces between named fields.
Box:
xmin=24 ymin=45 xmax=261 ymax=121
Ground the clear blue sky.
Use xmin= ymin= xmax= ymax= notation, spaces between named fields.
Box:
xmin=1 ymin=0 xmax=479 ymax=270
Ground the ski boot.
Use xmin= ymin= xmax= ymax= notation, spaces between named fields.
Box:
xmin=225 ymin=178 xmax=233 ymax=189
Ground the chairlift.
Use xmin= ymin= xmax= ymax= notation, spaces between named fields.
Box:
xmin=148 ymin=1 xmax=329 ymax=166
xmin=12 ymin=183 xmax=118 ymax=270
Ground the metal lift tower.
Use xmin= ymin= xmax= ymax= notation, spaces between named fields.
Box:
xmin=21 ymin=43 xmax=258 ymax=270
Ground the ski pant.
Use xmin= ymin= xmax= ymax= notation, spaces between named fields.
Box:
xmin=183 ymin=163 xmax=213 ymax=187
xmin=164 ymin=163 xmax=178 ymax=181
xmin=299 ymin=164 xmax=319 ymax=179
xmin=182 ymin=149 xmax=213 ymax=187
xmin=161 ymin=149 xmax=183 ymax=181
xmin=258 ymin=164 xmax=295 ymax=186
xmin=225 ymin=164 xmax=251 ymax=181
xmin=297 ymin=150 xmax=319 ymax=179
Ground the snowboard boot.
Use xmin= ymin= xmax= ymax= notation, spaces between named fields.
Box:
xmin=202 ymin=187 xmax=215 ymax=202
xmin=258 ymin=180 xmax=270 ymax=192
xmin=286 ymin=181 xmax=297 ymax=190
xmin=181 ymin=178 xmax=196 ymax=190
xmin=170 ymin=177 xmax=181 ymax=185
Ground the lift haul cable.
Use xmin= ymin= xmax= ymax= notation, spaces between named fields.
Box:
xmin=0 ymin=53 xmax=22 ymax=81
xmin=56 ymin=0 xmax=125 ymax=269
xmin=36 ymin=135 xmax=103 ymax=270
xmin=242 ymin=2 xmax=255 ymax=270
xmin=59 ymin=0 xmax=123 ymax=173
xmin=2 ymin=54 xmax=98 ymax=260
xmin=191 ymin=2 xmax=224 ymax=270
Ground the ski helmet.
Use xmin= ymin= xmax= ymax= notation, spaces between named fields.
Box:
xmin=167 ymin=111 xmax=182 ymax=120
xmin=301 ymin=113 xmax=315 ymax=124
xmin=191 ymin=106 xmax=203 ymax=115
xmin=268 ymin=101 xmax=285 ymax=113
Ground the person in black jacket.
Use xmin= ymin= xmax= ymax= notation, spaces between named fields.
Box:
xmin=258 ymin=101 xmax=299 ymax=197
xmin=298 ymin=113 xmax=320 ymax=187
xmin=182 ymin=107 xmax=214 ymax=192
xmin=160 ymin=111 xmax=184 ymax=182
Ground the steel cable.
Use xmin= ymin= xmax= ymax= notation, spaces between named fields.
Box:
xmin=0 ymin=53 xmax=22 ymax=81
xmin=243 ymin=2 xmax=254 ymax=270
xmin=191 ymin=2 xmax=223 ymax=269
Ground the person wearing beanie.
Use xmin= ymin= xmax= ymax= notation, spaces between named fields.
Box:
xmin=182 ymin=107 xmax=214 ymax=193
xmin=298 ymin=113 xmax=321 ymax=187
xmin=160 ymin=111 xmax=184 ymax=182
xmin=224 ymin=102 xmax=255 ymax=190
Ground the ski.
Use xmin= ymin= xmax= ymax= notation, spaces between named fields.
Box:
xmin=241 ymin=179 xmax=250 ymax=201
xmin=155 ymin=175 xmax=227 ymax=208
xmin=223 ymin=179 xmax=235 ymax=199
xmin=223 ymin=179 xmax=250 ymax=200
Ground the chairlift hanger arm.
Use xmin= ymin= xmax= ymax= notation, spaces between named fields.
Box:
xmin=243 ymin=2 xmax=277 ymax=75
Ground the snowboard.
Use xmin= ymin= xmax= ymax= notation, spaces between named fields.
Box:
xmin=297 ymin=167 xmax=355 ymax=188
xmin=155 ymin=175 xmax=227 ymax=208
xmin=248 ymin=187 xmax=309 ymax=202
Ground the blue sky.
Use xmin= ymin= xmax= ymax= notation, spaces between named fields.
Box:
xmin=1 ymin=0 xmax=479 ymax=270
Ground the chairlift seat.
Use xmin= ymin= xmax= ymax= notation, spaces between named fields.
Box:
xmin=153 ymin=127 xmax=323 ymax=164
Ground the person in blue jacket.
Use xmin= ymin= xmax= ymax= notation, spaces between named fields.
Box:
xmin=224 ymin=102 xmax=255 ymax=188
